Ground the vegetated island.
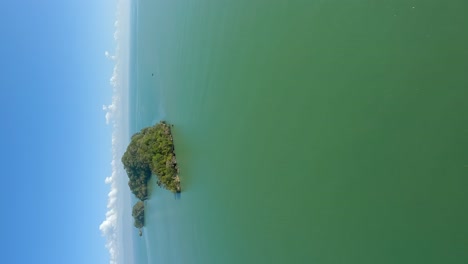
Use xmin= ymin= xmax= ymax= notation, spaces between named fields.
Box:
xmin=122 ymin=121 xmax=181 ymax=235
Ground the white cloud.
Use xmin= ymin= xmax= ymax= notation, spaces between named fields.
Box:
xmin=100 ymin=119 xmax=122 ymax=264
xmin=103 ymin=94 xmax=119 ymax=125
xmin=101 ymin=1 xmax=130 ymax=264
xmin=105 ymin=51 xmax=117 ymax=61
xmin=100 ymin=152 xmax=120 ymax=264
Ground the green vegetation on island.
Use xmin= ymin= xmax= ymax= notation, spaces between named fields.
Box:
xmin=132 ymin=201 xmax=145 ymax=228
xmin=122 ymin=121 xmax=181 ymax=233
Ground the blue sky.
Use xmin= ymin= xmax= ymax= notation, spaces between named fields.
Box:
xmin=0 ymin=1 xmax=127 ymax=263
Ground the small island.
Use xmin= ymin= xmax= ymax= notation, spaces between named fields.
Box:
xmin=132 ymin=201 xmax=144 ymax=235
xmin=121 ymin=121 xmax=181 ymax=234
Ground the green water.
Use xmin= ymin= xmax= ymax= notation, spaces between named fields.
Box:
xmin=130 ymin=1 xmax=468 ymax=263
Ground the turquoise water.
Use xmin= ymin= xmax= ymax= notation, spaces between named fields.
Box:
xmin=128 ymin=1 xmax=468 ymax=263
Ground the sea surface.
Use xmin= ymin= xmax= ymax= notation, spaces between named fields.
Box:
xmin=128 ymin=1 xmax=468 ymax=263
